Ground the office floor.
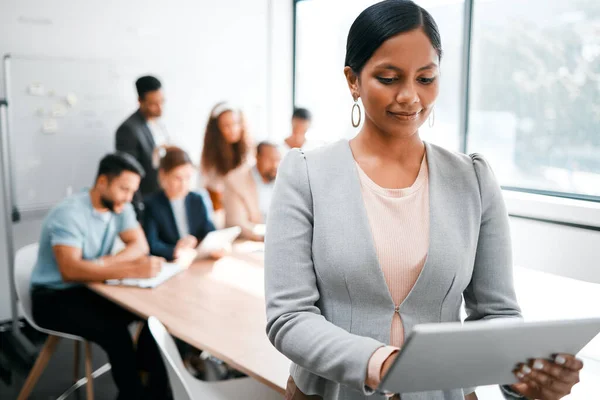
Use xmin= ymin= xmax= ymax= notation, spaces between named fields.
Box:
xmin=1 ymin=314 xmax=598 ymax=399
xmin=0 ymin=322 xmax=117 ymax=400
xmin=0 ymin=320 xmax=242 ymax=400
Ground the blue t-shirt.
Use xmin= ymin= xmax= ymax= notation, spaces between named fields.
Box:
xmin=30 ymin=191 xmax=139 ymax=290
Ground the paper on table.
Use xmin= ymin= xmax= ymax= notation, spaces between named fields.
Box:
xmin=105 ymin=262 xmax=184 ymax=288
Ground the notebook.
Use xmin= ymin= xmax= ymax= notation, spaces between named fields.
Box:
xmin=105 ymin=262 xmax=184 ymax=288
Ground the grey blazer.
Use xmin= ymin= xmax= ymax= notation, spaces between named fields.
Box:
xmin=264 ymin=140 xmax=522 ymax=400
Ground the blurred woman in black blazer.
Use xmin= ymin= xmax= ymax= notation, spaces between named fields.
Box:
xmin=143 ymin=146 xmax=222 ymax=262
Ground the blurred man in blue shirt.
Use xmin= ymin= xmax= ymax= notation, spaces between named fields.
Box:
xmin=30 ymin=152 xmax=168 ymax=399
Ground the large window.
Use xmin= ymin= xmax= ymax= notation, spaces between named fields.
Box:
xmin=294 ymin=0 xmax=367 ymax=144
xmin=294 ymin=0 xmax=600 ymax=200
xmin=468 ymin=0 xmax=600 ymax=198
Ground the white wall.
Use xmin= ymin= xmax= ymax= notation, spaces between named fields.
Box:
xmin=505 ymin=191 xmax=600 ymax=285
xmin=0 ymin=0 xmax=293 ymax=322
xmin=510 ymin=218 xmax=600 ymax=284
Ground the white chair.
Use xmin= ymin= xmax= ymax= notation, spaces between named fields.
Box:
xmin=14 ymin=243 xmax=108 ymax=400
xmin=147 ymin=316 xmax=282 ymax=400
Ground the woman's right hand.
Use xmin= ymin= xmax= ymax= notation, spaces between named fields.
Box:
xmin=175 ymin=235 xmax=198 ymax=251
xmin=174 ymin=235 xmax=198 ymax=259
xmin=174 ymin=247 xmax=197 ymax=268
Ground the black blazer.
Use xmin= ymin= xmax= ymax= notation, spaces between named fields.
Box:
xmin=143 ymin=191 xmax=215 ymax=261
xmin=115 ymin=109 xmax=160 ymax=196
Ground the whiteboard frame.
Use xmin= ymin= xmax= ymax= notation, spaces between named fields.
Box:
xmin=3 ymin=53 xmax=123 ymax=217
xmin=1 ymin=53 xmax=26 ymax=343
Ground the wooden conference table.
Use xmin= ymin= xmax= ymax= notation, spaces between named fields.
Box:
xmin=89 ymin=243 xmax=600 ymax=398
xmin=89 ymin=241 xmax=290 ymax=395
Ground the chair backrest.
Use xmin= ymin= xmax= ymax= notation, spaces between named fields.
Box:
xmin=14 ymin=243 xmax=41 ymax=329
xmin=148 ymin=316 xmax=193 ymax=400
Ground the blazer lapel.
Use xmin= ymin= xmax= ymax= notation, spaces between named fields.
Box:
xmin=184 ymin=193 xmax=195 ymax=237
xmin=399 ymin=142 xmax=465 ymax=330
xmin=136 ymin=110 xmax=156 ymax=154
xmin=308 ymin=141 xmax=394 ymax=342
xmin=331 ymin=141 xmax=461 ymax=337
xmin=160 ymin=191 xmax=180 ymax=240
xmin=335 ymin=142 xmax=394 ymax=303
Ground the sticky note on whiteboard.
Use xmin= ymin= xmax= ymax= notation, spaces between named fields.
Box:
xmin=66 ymin=93 xmax=78 ymax=107
xmin=42 ymin=118 xmax=58 ymax=134
xmin=52 ymin=103 xmax=67 ymax=117
xmin=28 ymin=83 xmax=45 ymax=96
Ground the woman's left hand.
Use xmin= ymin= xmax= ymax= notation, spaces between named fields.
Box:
xmin=511 ymin=354 xmax=583 ymax=399
xmin=180 ymin=235 xmax=199 ymax=249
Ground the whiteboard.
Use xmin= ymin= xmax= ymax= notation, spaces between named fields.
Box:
xmin=3 ymin=55 xmax=138 ymax=214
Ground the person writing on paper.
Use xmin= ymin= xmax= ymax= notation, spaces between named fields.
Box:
xmin=223 ymin=141 xmax=281 ymax=241
xmin=144 ymin=146 xmax=224 ymax=262
xmin=116 ymin=75 xmax=169 ymax=219
xmin=264 ymin=2 xmax=583 ymax=400
xmin=200 ymin=102 xmax=252 ymax=214
xmin=30 ymin=152 xmax=169 ymax=400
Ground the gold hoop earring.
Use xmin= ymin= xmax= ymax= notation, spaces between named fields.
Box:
xmin=351 ymin=98 xmax=362 ymax=128
xmin=428 ymin=108 xmax=435 ymax=128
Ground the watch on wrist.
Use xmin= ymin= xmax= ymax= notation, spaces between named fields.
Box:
xmin=500 ymin=384 xmax=527 ymax=399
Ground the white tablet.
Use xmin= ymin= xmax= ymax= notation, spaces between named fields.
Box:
xmin=197 ymin=226 xmax=242 ymax=254
xmin=379 ymin=318 xmax=600 ymax=394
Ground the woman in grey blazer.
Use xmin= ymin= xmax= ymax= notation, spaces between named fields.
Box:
xmin=265 ymin=1 xmax=583 ymax=400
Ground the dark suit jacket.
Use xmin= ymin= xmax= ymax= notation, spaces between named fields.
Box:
xmin=143 ymin=191 xmax=215 ymax=261
xmin=115 ymin=109 xmax=160 ymax=196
